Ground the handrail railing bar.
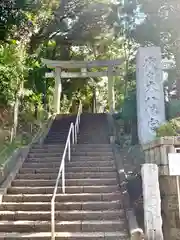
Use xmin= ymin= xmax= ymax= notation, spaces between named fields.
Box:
xmin=51 ymin=102 xmax=82 ymax=240
xmin=51 ymin=158 xmax=64 ymax=201
xmin=51 ymin=123 xmax=73 ymax=240
xmin=51 ymin=158 xmax=63 ymax=240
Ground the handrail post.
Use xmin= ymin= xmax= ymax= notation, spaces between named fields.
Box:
xmin=75 ymin=125 xmax=77 ymax=143
xmin=77 ymin=118 xmax=79 ymax=133
xmin=68 ymin=140 xmax=71 ymax=161
xmin=51 ymin=200 xmax=55 ymax=240
xmin=62 ymin=164 xmax=65 ymax=194
xmin=72 ymin=125 xmax=75 ymax=144
xmin=78 ymin=113 xmax=80 ymax=125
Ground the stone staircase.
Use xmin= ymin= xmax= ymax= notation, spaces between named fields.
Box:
xmin=0 ymin=113 xmax=129 ymax=239
xmin=44 ymin=115 xmax=76 ymax=144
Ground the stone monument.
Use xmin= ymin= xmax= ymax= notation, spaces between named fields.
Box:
xmin=136 ymin=47 xmax=166 ymax=144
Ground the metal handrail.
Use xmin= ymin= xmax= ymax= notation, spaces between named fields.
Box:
xmin=74 ymin=102 xmax=82 ymax=143
xmin=51 ymin=102 xmax=82 ymax=240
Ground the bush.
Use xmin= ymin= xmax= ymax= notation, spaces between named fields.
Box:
xmin=156 ymin=118 xmax=180 ymax=137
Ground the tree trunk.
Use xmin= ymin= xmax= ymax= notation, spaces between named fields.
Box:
xmin=34 ymin=103 xmax=38 ymax=119
xmin=10 ymin=82 xmax=24 ymax=142
xmin=92 ymin=88 xmax=97 ymax=113
xmin=10 ymin=95 xmax=19 ymax=142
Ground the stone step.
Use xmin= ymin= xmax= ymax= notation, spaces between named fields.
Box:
xmin=28 ymin=152 xmax=113 ymax=157
xmin=44 ymin=137 xmax=67 ymax=144
xmin=0 ymin=200 xmax=122 ymax=211
xmin=43 ymin=136 xmax=69 ymax=139
xmin=46 ymin=129 xmax=70 ymax=133
xmin=32 ymin=144 xmax=65 ymax=149
xmin=45 ymin=134 xmax=68 ymax=138
xmin=34 ymin=145 xmax=112 ymax=149
xmin=0 ymin=210 xmax=124 ymax=221
xmin=67 ymin=161 xmax=115 ymax=167
xmin=12 ymin=178 xmax=117 ymax=187
xmin=29 ymin=149 xmax=66 ymax=153
xmin=3 ymin=193 xmax=121 ymax=202
xmin=19 ymin=166 xmax=116 ymax=174
xmin=16 ymin=172 xmax=117 ymax=180
xmin=50 ymin=122 xmax=73 ymax=125
xmin=77 ymin=142 xmax=110 ymax=144
xmin=0 ymin=220 xmax=125 ymax=232
xmin=46 ymin=128 xmax=71 ymax=132
xmin=46 ymin=131 xmax=69 ymax=135
xmin=44 ymin=139 xmax=67 ymax=143
xmin=45 ymin=135 xmax=68 ymax=139
xmin=43 ymin=138 xmax=66 ymax=141
xmin=77 ymin=139 xmax=109 ymax=142
xmin=30 ymin=147 xmax=112 ymax=153
xmin=0 ymin=114 xmax=129 ymax=238
xmin=77 ymin=132 xmax=108 ymax=134
xmin=26 ymin=156 xmax=114 ymax=162
xmin=22 ymin=161 xmax=115 ymax=168
xmin=0 ymin=231 xmax=128 ymax=239
xmin=32 ymin=143 xmax=112 ymax=149
xmin=8 ymin=185 xmax=119 ymax=194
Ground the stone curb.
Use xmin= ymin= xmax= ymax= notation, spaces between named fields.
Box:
xmin=106 ymin=113 xmax=144 ymax=240
xmin=112 ymin=144 xmax=144 ymax=240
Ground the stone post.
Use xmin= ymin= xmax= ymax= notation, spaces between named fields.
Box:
xmin=141 ymin=164 xmax=164 ymax=240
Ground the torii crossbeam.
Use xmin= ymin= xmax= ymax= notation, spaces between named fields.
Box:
xmin=42 ymin=58 xmax=124 ymax=114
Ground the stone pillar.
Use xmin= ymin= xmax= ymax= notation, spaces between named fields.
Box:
xmin=141 ymin=164 xmax=164 ymax=240
xmin=136 ymin=47 xmax=165 ymax=144
xmin=108 ymin=66 xmax=115 ymax=113
xmin=54 ymin=68 xmax=62 ymax=114
xmin=160 ymin=176 xmax=180 ymax=240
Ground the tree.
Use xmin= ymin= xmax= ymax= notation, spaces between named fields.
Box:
xmin=106 ymin=0 xmax=139 ymax=143
xmin=131 ymin=0 xmax=180 ymax=98
xmin=0 ymin=0 xmax=123 ymax=114
xmin=30 ymin=0 xmax=114 ymax=49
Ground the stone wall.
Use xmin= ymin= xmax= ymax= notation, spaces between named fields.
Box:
xmin=159 ymin=175 xmax=180 ymax=240
xmin=143 ymin=137 xmax=180 ymax=240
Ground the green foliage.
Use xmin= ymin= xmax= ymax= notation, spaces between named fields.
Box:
xmin=0 ymin=0 xmax=131 ymax=121
xmin=168 ymin=100 xmax=180 ymax=119
xmin=0 ymin=141 xmax=20 ymax=166
xmin=115 ymin=90 xmax=136 ymax=121
xmin=30 ymin=0 xmax=114 ymax=48
xmin=0 ymin=42 xmax=26 ymax=105
xmin=156 ymin=119 xmax=180 ymax=137
xmin=122 ymin=90 xmax=136 ymax=120
xmin=130 ymin=0 xmax=180 ymax=92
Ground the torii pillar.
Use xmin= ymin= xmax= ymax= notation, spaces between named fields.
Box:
xmin=108 ymin=66 xmax=115 ymax=113
xmin=54 ymin=68 xmax=62 ymax=114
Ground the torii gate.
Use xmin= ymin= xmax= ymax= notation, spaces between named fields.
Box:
xmin=42 ymin=58 xmax=124 ymax=114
